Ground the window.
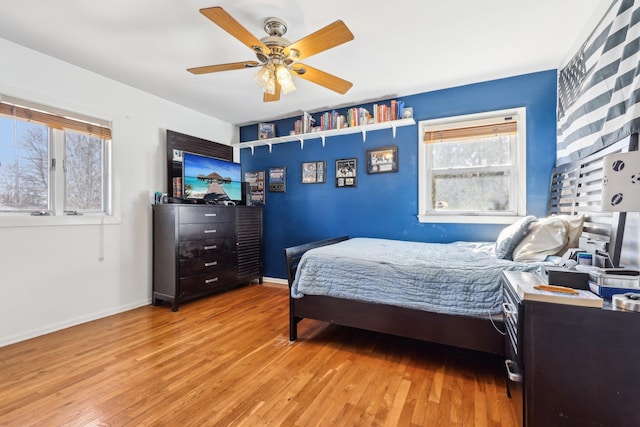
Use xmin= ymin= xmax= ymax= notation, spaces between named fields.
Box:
xmin=418 ymin=108 xmax=526 ymax=224
xmin=0 ymin=96 xmax=112 ymax=219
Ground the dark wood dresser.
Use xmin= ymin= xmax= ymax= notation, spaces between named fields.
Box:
xmin=152 ymin=204 xmax=262 ymax=311
xmin=502 ymin=270 xmax=640 ymax=427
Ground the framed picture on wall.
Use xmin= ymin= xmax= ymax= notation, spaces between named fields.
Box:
xmin=366 ymin=146 xmax=398 ymax=174
xmin=244 ymin=171 xmax=265 ymax=205
xmin=302 ymin=161 xmax=326 ymax=184
xmin=268 ymin=166 xmax=286 ymax=192
xmin=336 ymin=158 xmax=357 ymax=187
xmin=258 ymin=123 xmax=276 ymax=140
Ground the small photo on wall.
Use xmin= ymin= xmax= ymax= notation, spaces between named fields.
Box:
xmin=302 ymin=161 xmax=326 ymax=184
xmin=367 ymin=146 xmax=398 ymax=174
xmin=336 ymin=158 xmax=357 ymax=187
xmin=258 ymin=123 xmax=276 ymax=139
xmin=244 ymin=171 xmax=265 ymax=205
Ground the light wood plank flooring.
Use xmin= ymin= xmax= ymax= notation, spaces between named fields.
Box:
xmin=0 ymin=284 xmax=518 ymax=426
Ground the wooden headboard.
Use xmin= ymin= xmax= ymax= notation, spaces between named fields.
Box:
xmin=548 ymin=133 xmax=639 ymax=267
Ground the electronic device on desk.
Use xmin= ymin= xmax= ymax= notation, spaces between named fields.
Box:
xmin=612 ymin=293 xmax=640 ymax=312
xmin=539 ymin=248 xmax=593 ymax=289
xmin=540 ymin=266 xmax=591 ymax=289
xmin=588 ymin=268 xmax=640 ymax=298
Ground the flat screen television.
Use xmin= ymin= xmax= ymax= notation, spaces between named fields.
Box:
xmin=182 ymin=151 xmax=242 ymax=202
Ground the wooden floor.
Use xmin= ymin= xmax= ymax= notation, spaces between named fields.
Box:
xmin=0 ymin=284 xmax=518 ymax=426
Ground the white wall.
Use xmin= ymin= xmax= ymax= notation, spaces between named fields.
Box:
xmin=0 ymin=38 xmax=237 ymax=346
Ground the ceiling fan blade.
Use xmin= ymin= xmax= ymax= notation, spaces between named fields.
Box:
xmin=200 ymin=7 xmax=270 ymax=55
xmin=285 ymin=20 xmax=354 ymax=60
xmin=263 ymin=80 xmax=281 ymax=102
xmin=187 ymin=61 xmax=260 ymax=74
xmin=292 ymin=64 xmax=353 ymax=94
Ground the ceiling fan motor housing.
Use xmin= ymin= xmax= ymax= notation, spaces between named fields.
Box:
xmin=263 ymin=17 xmax=287 ymax=37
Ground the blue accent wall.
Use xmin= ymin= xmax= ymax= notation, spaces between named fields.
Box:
xmin=240 ymin=70 xmax=558 ymax=279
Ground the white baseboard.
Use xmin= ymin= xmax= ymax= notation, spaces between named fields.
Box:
xmin=262 ymin=277 xmax=288 ymax=286
xmin=2 ymin=279 xmax=289 ymax=347
xmin=0 ymin=299 xmax=151 ymax=348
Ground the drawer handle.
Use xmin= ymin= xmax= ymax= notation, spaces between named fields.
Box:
xmin=204 ymin=213 xmax=217 ymax=217
xmin=204 ymin=229 xmax=217 ymax=234
xmin=205 ymin=277 xmax=219 ymax=284
xmin=204 ymin=261 xmax=218 ymax=267
xmin=204 ymin=245 xmax=218 ymax=250
xmin=505 ymin=359 xmax=523 ymax=383
xmin=502 ymin=302 xmax=517 ymax=319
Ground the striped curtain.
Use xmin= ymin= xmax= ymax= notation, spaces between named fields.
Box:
xmin=557 ymin=0 xmax=640 ymax=165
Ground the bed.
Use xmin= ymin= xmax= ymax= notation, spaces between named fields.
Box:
xmin=284 ymin=136 xmax=636 ymax=355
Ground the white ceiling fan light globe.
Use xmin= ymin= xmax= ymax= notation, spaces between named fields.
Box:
xmin=275 ymin=64 xmax=296 ymax=94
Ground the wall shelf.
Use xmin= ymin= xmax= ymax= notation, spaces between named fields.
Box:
xmin=237 ymin=118 xmax=416 ymax=154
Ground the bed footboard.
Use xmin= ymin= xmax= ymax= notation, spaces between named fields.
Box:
xmin=284 ymin=236 xmax=349 ymax=340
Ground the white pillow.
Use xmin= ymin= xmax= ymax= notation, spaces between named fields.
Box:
xmin=555 ymin=214 xmax=585 ymax=254
xmin=494 ymin=215 xmax=537 ymax=260
xmin=512 ymin=216 xmax=569 ymax=262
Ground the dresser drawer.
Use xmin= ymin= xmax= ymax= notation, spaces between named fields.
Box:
xmin=179 ymin=223 xmax=234 ymax=241
xmin=179 ymin=238 xmax=235 ymax=259
xmin=179 ymin=254 xmax=234 ymax=276
xmin=179 ymin=269 xmax=236 ymax=297
xmin=178 ymin=206 xmax=234 ymax=223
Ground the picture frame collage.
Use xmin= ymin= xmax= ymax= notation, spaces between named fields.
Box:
xmin=300 ymin=145 xmax=398 ymax=188
xmin=255 ymin=145 xmax=399 ymax=196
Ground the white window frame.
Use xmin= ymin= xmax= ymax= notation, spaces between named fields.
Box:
xmin=418 ymin=107 xmax=527 ymax=224
xmin=0 ymin=95 xmax=117 ymax=227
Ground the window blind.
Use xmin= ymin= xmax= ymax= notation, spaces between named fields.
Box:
xmin=0 ymin=100 xmax=111 ymax=139
xmin=423 ymin=121 xmax=517 ymax=144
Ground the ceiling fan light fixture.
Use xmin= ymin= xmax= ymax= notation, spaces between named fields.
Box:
xmin=264 ymin=76 xmax=276 ymax=95
xmin=254 ymin=65 xmax=272 ymax=88
xmin=275 ymin=64 xmax=296 ymax=94
xmin=190 ymin=7 xmax=354 ymax=101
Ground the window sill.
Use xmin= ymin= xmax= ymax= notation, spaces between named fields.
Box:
xmin=417 ymin=214 xmax=522 ymax=225
xmin=0 ymin=213 xmax=121 ymax=228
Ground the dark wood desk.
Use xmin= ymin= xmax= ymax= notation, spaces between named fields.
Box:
xmin=503 ymin=270 xmax=640 ymax=427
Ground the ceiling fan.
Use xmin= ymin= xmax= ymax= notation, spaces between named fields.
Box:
xmin=187 ymin=7 xmax=354 ymax=102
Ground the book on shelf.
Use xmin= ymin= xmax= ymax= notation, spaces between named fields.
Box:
xmin=516 ymin=281 xmax=603 ymax=308
xmin=397 ymin=100 xmax=405 ymax=119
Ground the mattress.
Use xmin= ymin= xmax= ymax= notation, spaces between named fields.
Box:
xmin=291 ymin=237 xmax=543 ymax=316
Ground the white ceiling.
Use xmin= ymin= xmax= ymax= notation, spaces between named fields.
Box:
xmin=0 ymin=1 xmax=612 ymax=126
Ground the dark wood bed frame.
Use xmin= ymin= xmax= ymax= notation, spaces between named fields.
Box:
xmin=284 ymin=135 xmax=637 ymax=355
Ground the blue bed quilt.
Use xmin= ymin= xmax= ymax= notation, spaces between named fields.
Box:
xmin=291 ymin=238 xmax=544 ymax=316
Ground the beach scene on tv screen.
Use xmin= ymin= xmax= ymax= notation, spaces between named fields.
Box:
xmin=183 ymin=152 xmax=242 ymax=201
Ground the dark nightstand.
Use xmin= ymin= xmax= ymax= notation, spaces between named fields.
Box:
xmin=502 ymin=270 xmax=640 ymax=427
